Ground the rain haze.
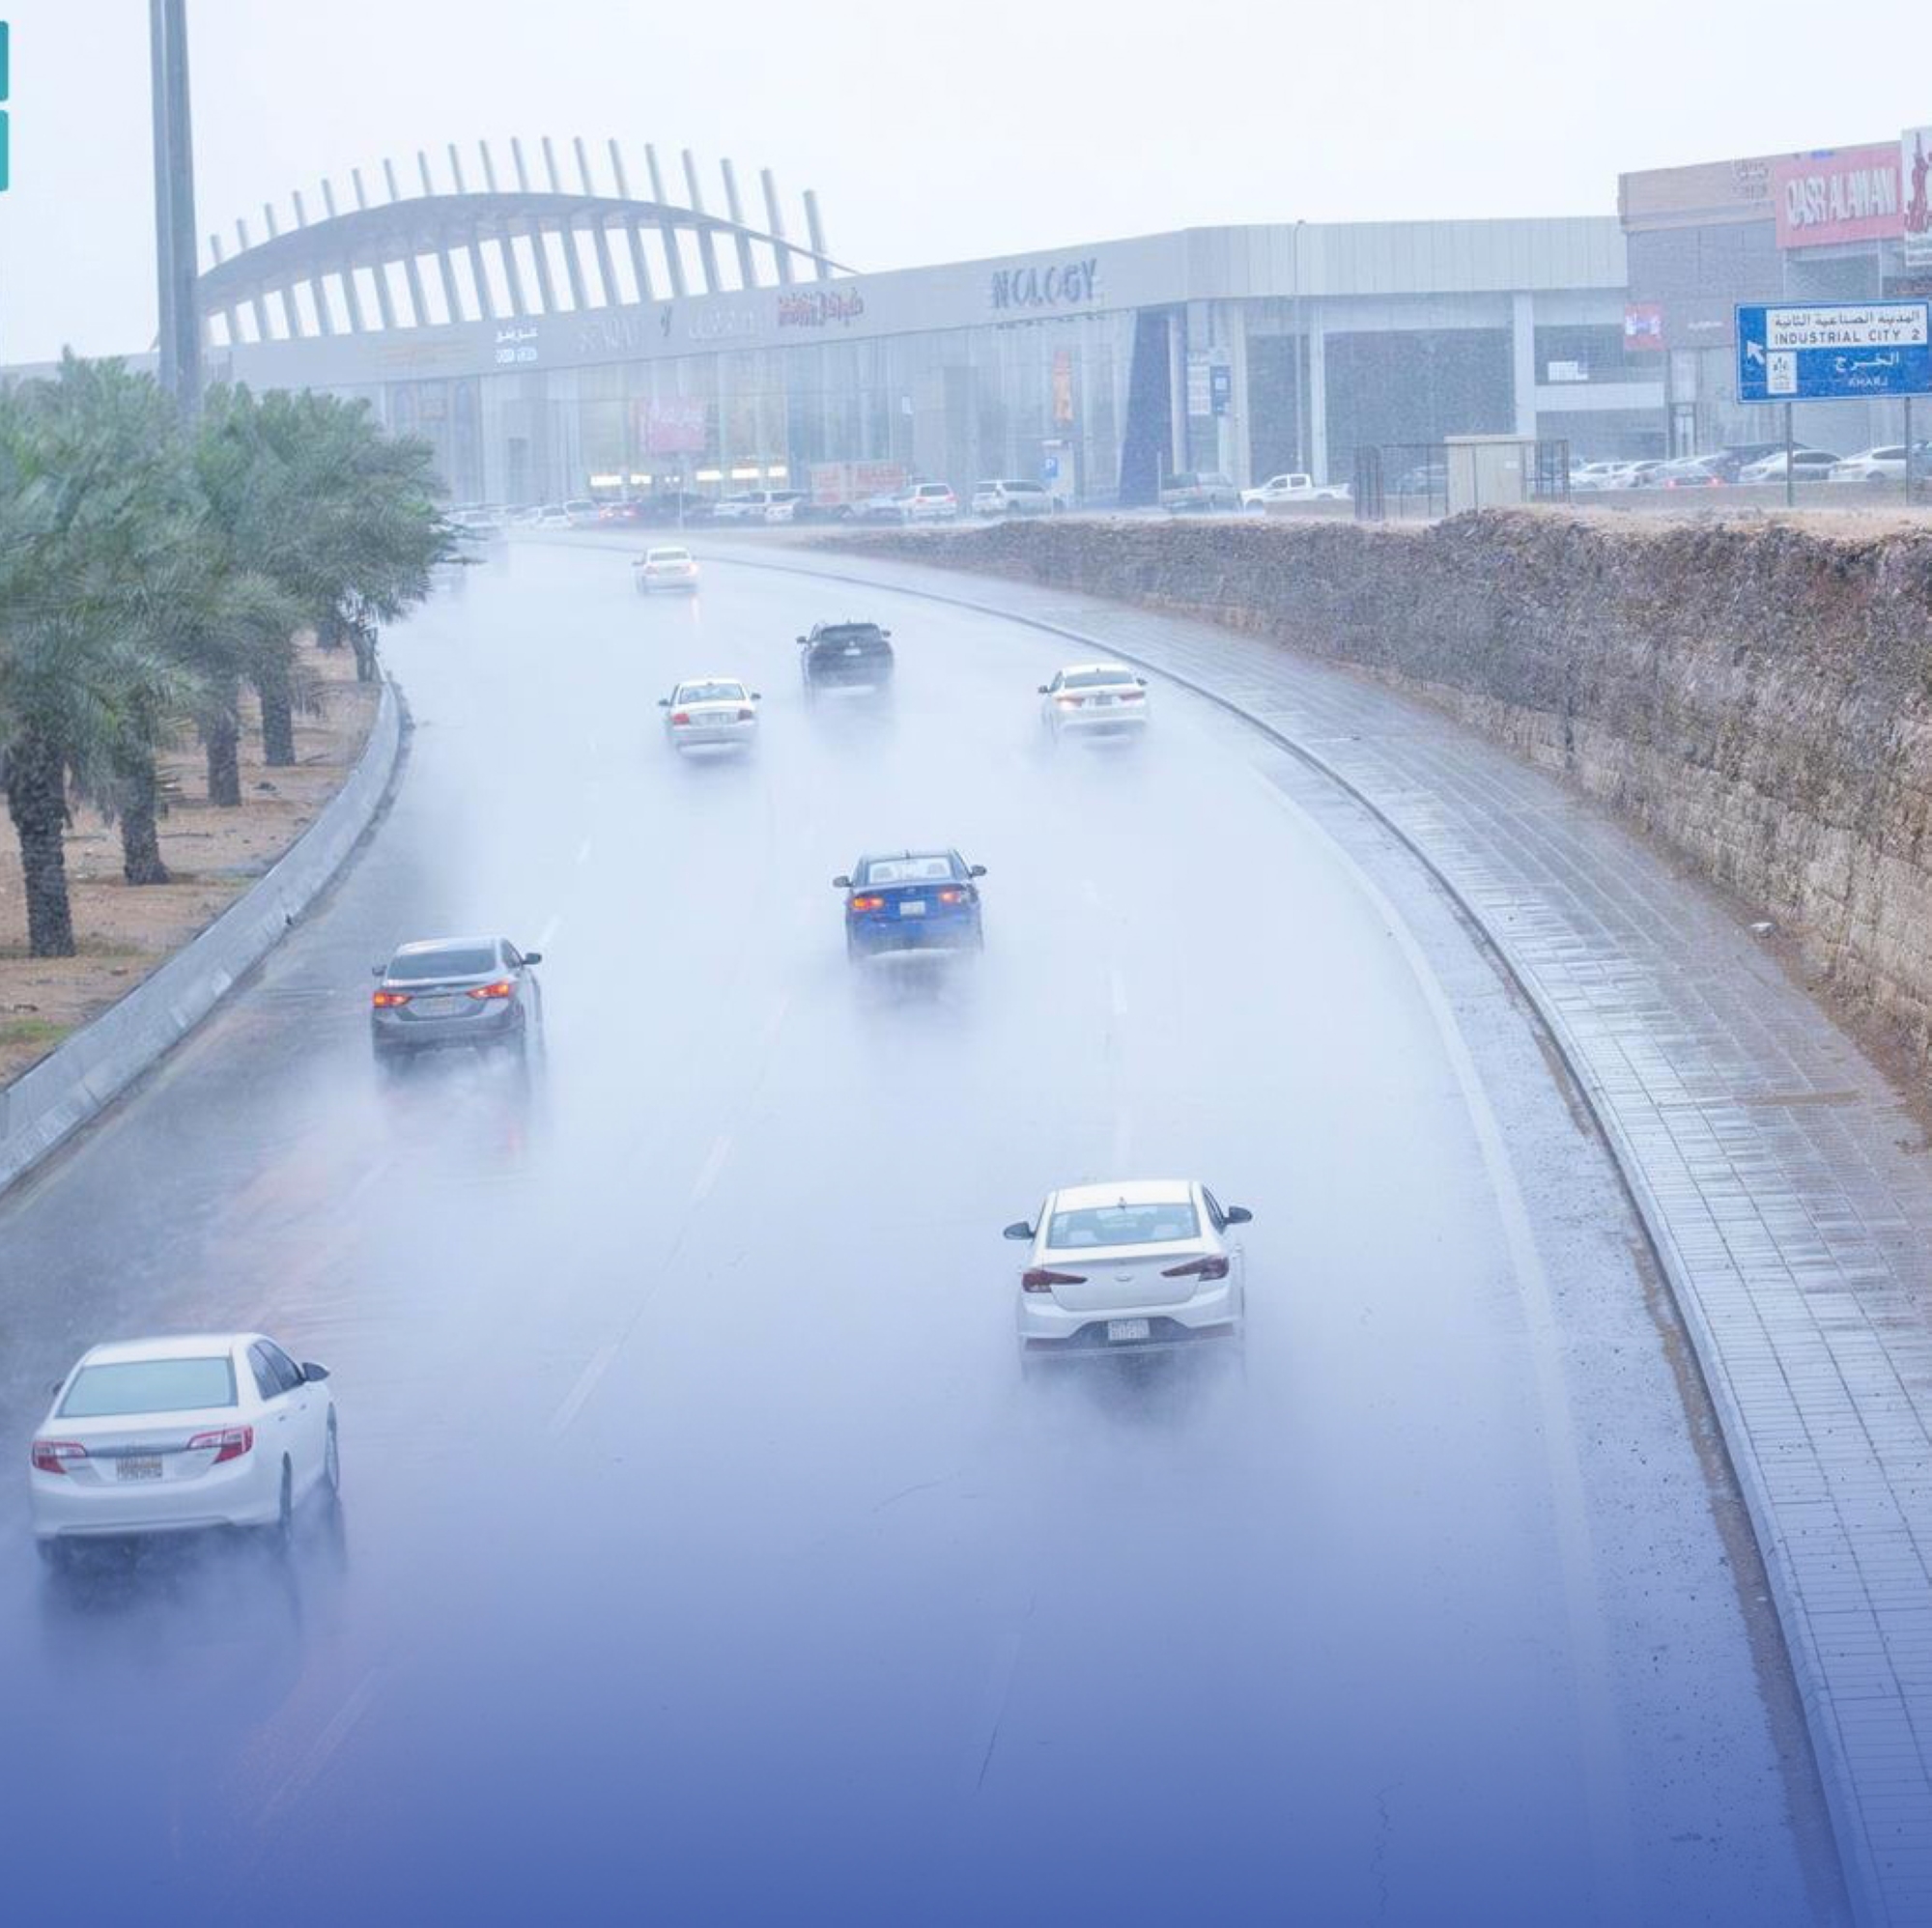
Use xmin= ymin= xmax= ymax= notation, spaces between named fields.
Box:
xmin=2 ymin=4 xmax=1926 ymax=1927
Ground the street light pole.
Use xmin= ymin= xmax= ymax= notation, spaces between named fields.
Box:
xmin=149 ymin=0 xmax=201 ymax=413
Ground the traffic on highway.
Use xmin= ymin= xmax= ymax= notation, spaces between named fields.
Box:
xmin=0 ymin=535 xmax=1844 ymax=1922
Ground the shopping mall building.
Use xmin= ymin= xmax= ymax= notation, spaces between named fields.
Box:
xmin=30 ymin=128 xmax=1932 ymax=503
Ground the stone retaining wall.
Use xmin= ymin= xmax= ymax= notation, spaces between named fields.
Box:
xmin=832 ymin=515 xmax=1932 ymax=1063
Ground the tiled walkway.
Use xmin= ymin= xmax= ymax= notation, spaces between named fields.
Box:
xmin=781 ymin=547 xmax=1932 ymax=1927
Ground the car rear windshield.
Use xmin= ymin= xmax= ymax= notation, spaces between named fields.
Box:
xmin=647 ymin=549 xmax=691 ymax=562
xmin=861 ymin=855 xmax=957 ymax=885
xmin=1062 ymin=668 xmax=1132 ymax=689
xmin=1002 ymin=481 xmax=1043 ymax=493
xmin=1048 ymin=1201 xmax=1201 ymax=1248
xmin=61 ymin=1357 xmax=237 ymax=1417
xmin=676 ymin=682 xmax=746 ymax=704
xmin=813 ymin=627 xmax=889 ymax=653
xmin=390 ymin=945 xmax=497 ymax=980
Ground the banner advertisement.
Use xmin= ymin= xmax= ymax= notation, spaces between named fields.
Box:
xmin=1772 ymin=145 xmax=1902 ymax=250
xmin=639 ymin=395 xmax=707 ymax=455
xmin=1905 ymin=128 xmax=1932 ymax=269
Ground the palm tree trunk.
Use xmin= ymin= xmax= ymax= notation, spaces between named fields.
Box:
xmin=351 ymin=619 xmax=379 ymax=684
xmin=119 ymin=757 xmax=170 ymax=885
xmin=5 ymin=732 xmax=75 ymax=957
xmin=255 ymin=662 xmax=298 ymax=768
xmin=203 ymin=685 xmax=242 ymax=807
xmin=316 ymin=609 xmax=344 ymax=651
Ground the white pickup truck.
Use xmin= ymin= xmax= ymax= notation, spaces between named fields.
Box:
xmin=1240 ymin=472 xmax=1350 ymax=509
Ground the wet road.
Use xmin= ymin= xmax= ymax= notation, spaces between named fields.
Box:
xmin=0 ymin=536 xmax=1843 ymax=1925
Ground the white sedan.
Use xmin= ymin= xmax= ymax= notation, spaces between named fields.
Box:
xmin=1039 ymin=662 xmax=1151 ymax=739
xmin=30 ymin=1333 xmax=338 ymax=1557
xmin=1006 ymin=1178 xmax=1251 ymax=1365
xmin=635 ymin=545 xmax=700 ymax=593
xmin=659 ymin=676 xmax=760 ymax=751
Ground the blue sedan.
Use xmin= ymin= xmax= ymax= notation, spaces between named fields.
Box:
xmin=835 ymin=850 xmax=986 ymax=960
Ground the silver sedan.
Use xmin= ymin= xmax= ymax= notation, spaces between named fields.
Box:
xmin=660 ymin=677 xmax=761 ymax=751
xmin=370 ymin=935 xmax=544 ymax=1065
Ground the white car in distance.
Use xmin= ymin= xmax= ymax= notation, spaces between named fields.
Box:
xmin=1007 ymin=1179 xmax=1251 ymax=1366
xmin=30 ymin=1333 xmax=338 ymax=1559
xmin=1039 ymin=662 xmax=1151 ymax=739
xmin=659 ymin=676 xmax=760 ymax=751
xmin=1240 ymin=472 xmax=1350 ymax=510
xmin=636 ymin=545 xmax=700 ymax=593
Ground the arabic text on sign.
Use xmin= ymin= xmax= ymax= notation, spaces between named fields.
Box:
xmin=1763 ymin=305 xmax=1928 ymax=351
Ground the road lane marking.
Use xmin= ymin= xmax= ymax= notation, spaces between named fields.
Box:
xmin=261 ymin=1668 xmax=382 ymax=1824
xmin=576 ymin=836 xmax=594 ymax=865
xmin=691 ymin=1133 xmax=732 ymax=1205
xmin=549 ymin=1339 xmax=620 ymax=1436
xmin=1108 ymin=968 xmax=1128 ymax=1019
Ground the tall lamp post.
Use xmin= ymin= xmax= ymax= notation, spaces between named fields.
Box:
xmin=149 ymin=0 xmax=201 ymax=412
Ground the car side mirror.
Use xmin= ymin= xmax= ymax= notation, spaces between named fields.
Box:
xmin=1003 ymin=1220 xmax=1035 ymax=1241
xmin=751 ymin=692 xmax=762 ymax=701
xmin=968 ymin=865 xmax=987 ymax=879
xmin=796 ymin=636 xmax=809 ymax=646
xmin=1136 ymin=677 xmax=1148 ymax=687
xmin=1037 ymin=685 xmax=1050 ymax=695
xmin=657 ymin=697 xmax=670 ymax=707
xmin=1223 ymin=1205 xmax=1253 ymax=1226
xmin=370 ymin=963 xmax=385 ymax=978
xmin=522 ymin=951 xmax=543 ymax=966
xmin=300 ymin=1362 xmax=330 ymax=1383
xmin=833 ymin=875 xmax=852 ymax=890
xmin=881 ymin=630 xmax=892 ymax=638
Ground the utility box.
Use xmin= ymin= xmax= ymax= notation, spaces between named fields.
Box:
xmin=1444 ymin=436 xmax=1529 ymax=514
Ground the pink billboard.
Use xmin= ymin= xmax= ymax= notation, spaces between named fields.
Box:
xmin=1774 ymin=145 xmax=1903 ymax=249
xmin=639 ymin=395 xmax=708 ymax=455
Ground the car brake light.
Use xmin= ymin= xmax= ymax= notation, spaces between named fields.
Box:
xmin=849 ymin=894 xmax=885 ymax=913
xmin=1056 ymin=695 xmax=1085 ymax=707
xmin=186 ymin=1425 xmax=254 ymax=1464
xmin=937 ymin=888 xmax=966 ymax=904
xmin=1120 ymin=690 xmax=1145 ymax=701
xmin=670 ymin=711 xmax=692 ymax=724
xmin=467 ymin=980 xmax=514 ymax=1000
xmin=1022 ymin=1267 xmax=1087 ymax=1292
xmin=31 ymin=1440 xmax=86 ymax=1474
xmin=1161 ymin=1256 xmax=1230 ymax=1281
xmin=371 ymin=988 xmax=411 ymax=1008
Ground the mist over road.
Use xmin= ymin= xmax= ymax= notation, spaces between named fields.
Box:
xmin=0 ymin=538 xmax=1841 ymax=1924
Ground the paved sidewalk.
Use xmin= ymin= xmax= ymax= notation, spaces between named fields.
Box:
xmin=780 ymin=546 xmax=1932 ymax=1927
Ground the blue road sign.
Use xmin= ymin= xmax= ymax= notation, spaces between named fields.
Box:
xmin=1736 ymin=301 xmax=1932 ymax=403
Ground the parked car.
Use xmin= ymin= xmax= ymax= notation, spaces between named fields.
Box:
xmin=1159 ymin=471 xmax=1240 ymax=514
xmin=1005 ymin=1179 xmax=1251 ymax=1367
xmin=598 ymin=500 xmax=650 ymax=525
xmin=1391 ymin=462 xmax=1449 ymax=496
xmin=530 ymin=504 xmax=573 ymax=528
xmin=562 ymin=498 xmax=602 ymax=525
xmin=1740 ymin=448 xmax=1842 ymax=485
xmin=713 ymin=490 xmax=798 ymax=525
xmin=883 ymin=482 xmax=958 ymax=524
xmin=1657 ymin=456 xmax=1728 ymax=490
xmin=800 ymin=620 xmax=895 ymax=702
xmin=634 ymin=545 xmax=699 ymax=593
xmin=659 ymin=676 xmax=760 ymax=752
xmin=370 ymin=936 xmax=544 ymax=1066
xmin=1038 ymin=663 xmax=1151 ymax=739
xmin=1239 ymin=472 xmax=1350 ymax=509
xmin=31 ymin=1332 xmax=339 ymax=1557
xmin=1831 ymin=445 xmax=1912 ymax=484
xmin=971 ymin=479 xmax=1056 ymax=517
xmin=835 ymin=849 xmax=985 ymax=960
xmin=1569 ymin=461 xmax=1636 ymax=493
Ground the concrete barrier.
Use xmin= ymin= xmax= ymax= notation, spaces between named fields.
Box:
xmin=0 ymin=680 xmax=403 ymax=1198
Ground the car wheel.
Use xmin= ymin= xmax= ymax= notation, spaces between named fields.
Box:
xmin=323 ymin=1412 xmax=341 ymax=1503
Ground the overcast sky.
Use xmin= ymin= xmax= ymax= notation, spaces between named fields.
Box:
xmin=0 ymin=0 xmax=1918 ymax=363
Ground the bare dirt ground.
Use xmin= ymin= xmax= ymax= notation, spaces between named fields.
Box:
xmin=0 ymin=642 xmax=378 ymax=1090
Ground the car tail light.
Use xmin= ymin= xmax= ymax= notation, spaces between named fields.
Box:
xmin=1161 ymin=1255 xmax=1230 ymax=1281
xmin=937 ymin=888 xmax=965 ymax=904
xmin=1120 ymin=690 xmax=1145 ymax=702
xmin=31 ymin=1440 xmax=86 ymax=1475
xmin=670 ymin=711 xmax=692 ymax=725
xmin=371 ymin=988 xmax=411 ymax=1008
xmin=186 ymin=1426 xmax=254 ymax=1465
xmin=1056 ymin=694 xmax=1085 ymax=707
xmin=467 ymin=980 xmax=515 ymax=1000
xmin=737 ymin=707 xmax=756 ymax=721
xmin=849 ymin=894 xmax=885 ymax=913
xmin=1022 ymin=1267 xmax=1087 ymax=1293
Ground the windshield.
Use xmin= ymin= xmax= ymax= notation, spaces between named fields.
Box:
xmin=61 ymin=1356 xmax=237 ymax=1417
xmin=647 ymin=549 xmax=691 ymax=562
xmin=1062 ymin=668 xmax=1133 ymax=689
xmin=859 ymin=855 xmax=957 ymax=886
xmin=1047 ymin=1201 xmax=1201 ymax=1248
xmin=389 ymin=945 xmax=497 ymax=979
xmin=675 ymin=682 xmax=747 ymax=704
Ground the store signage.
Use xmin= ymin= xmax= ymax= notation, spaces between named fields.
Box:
xmin=1773 ymin=145 xmax=1901 ymax=249
xmin=686 ymin=304 xmax=759 ymax=342
xmin=988 ymin=257 xmax=1099 ymax=313
xmin=1623 ymin=303 xmax=1664 ymax=350
xmin=493 ymin=325 xmax=539 ymax=367
xmin=640 ymin=395 xmax=707 ymax=454
xmin=777 ymin=288 xmax=867 ymax=328
xmin=1905 ymin=128 xmax=1932 ymax=269
xmin=1619 ymin=154 xmax=1776 ymax=232
xmin=1736 ymin=300 xmax=1932 ymax=401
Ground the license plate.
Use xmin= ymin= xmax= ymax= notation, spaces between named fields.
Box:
xmin=898 ymin=900 xmax=926 ymax=917
xmin=416 ymin=995 xmax=461 ymax=1015
xmin=1106 ymin=1318 xmax=1151 ymax=1344
xmin=116 ymin=1457 xmax=163 ymax=1482
xmin=1093 ymin=695 xmax=1114 ymax=706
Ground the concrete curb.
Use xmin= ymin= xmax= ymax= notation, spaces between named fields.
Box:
xmin=0 ymin=678 xmax=404 ymax=1199
xmin=721 ymin=544 xmax=1885 ymax=1924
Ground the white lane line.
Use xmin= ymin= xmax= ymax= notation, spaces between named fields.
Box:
xmin=576 ymin=836 xmax=594 ymax=865
xmin=537 ymin=914 xmax=563 ymax=950
xmin=1109 ymin=968 xmax=1129 ymax=1019
xmin=261 ymin=1668 xmax=382 ymax=1824
xmin=691 ymin=1133 xmax=732 ymax=1205
xmin=549 ymin=1339 xmax=620 ymax=1437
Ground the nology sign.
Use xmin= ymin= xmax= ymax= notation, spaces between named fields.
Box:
xmin=1773 ymin=145 xmax=1901 ymax=248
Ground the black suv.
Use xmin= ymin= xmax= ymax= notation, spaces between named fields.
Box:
xmin=800 ymin=621 xmax=895 ymax=703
